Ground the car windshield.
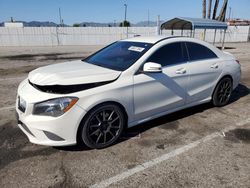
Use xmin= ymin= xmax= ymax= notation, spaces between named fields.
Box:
xmin=83 ymin=41 xmax=153 ymax=71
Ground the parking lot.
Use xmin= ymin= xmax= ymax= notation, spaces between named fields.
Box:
xmin=0 ymin=43 xmax=250 ymax=188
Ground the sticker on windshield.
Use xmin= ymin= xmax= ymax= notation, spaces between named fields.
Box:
xmin=128 ymin=46 xmax=145 ymax=52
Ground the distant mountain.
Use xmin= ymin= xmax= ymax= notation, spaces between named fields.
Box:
xmin=134 ymin=21 xmax=158 ymax=27
xmin=77 ymin=21 xmax=160 ymax=27
xmin=0 ymin=21 xmax=67 ymax=27
xmin=23 ymin=21 xmax=59 ymax=27
xmin=78 ymin=22 xmax=115 ymax=27
xmin=0 ymin=20 xmax=162 ymax=27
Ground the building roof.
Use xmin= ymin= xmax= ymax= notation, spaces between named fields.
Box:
xmin=161 ymin=17 xmax=228 ymax=30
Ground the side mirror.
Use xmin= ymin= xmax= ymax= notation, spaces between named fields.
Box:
xmin=143 ymin=62 xmax=162 ymax=73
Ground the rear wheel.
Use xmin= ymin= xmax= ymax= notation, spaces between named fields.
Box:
xmin=212 ymin=77 xmax=233 ymax=107
xmin=79 ymin=103 xmax=125 ymax=149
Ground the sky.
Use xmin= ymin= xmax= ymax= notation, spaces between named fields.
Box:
xmin=0 ymin=0 xmax=249 ymax=25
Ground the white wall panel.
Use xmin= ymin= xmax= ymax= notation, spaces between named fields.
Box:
xmin=0 ymin=26 xmax=249 ymax=46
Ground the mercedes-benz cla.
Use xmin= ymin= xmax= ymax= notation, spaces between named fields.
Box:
xmin=16 ymin=36 xmax=241 ymax=148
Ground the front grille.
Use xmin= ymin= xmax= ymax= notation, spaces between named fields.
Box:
xmin=18 ymin=96 xmax=26 ymax=113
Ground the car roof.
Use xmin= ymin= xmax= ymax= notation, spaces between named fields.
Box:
xmin=122 ymin=35 xmax=225 ymax=59
xmin=121 ymin=35 xmax=176 ymax=44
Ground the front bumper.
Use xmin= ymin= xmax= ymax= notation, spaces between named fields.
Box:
xmin=16 ymin=80 xmax=87 ymax=146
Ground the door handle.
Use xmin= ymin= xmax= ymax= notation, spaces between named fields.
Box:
xmin=210 ymin=63 xmax=219 ymax=69
xmin=175 ymin=68 xmax=186 ymax=74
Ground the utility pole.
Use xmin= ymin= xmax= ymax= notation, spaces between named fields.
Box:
xmin=157 ymin=15 xmax=160 ymax=35
xmin=124 ymin=4 xmax=127 ymax=26
xmin=124 ymin=4 xmax=128 ymax=38
xmin=228 ymin=7 xmax=232 ymax=20
xmin=148 ymin=9 xmax=150 ymax=27
xmin=59 ymin=8 xmax=62 ymax=26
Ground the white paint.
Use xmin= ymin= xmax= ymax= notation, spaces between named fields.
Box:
xmin=90 ymin=118 xmax=250 ymax=188
xmin=0 ymin=76 xmax=26 ymax=81
xmin=0 ymin=106 xmax=15 ymax=111
xmin=28 ymin=60 xmax=121 ymax=85
xmin=15 ymin=36 xmax=241 ymax=146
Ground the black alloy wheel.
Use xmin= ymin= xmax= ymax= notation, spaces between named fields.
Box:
xmin=79 ymin=104 xmax=125 ymax=149
xmin=212 ymin=77 xmax=233 ymax=107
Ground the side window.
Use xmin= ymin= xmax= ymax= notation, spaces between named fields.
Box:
xmin=146 ymin=42 xmax=188 ymax=67
xmin=186 ymin=42 xmax=217 ymax=61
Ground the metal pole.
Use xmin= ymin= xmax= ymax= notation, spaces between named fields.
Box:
xmin=248 ymin=25 xmax=250 ymax=42
xmin=193 ymin=29 xmax=195 ymax=38
xmin=156 ymin=15 xmax=160 ymax=35
xmin=124 ymin=4 xmax=128 ymax=38
xmin=56 ymin=27 xmax=60 ymax=46
xmin=213 ymin=29 xmax=217 ymax=44
xmin=181 ymin=29 xmax=183 ymax=36
xmin=59 ymin=8 xmax=62 ymax=26
xmin=147 ymin=9 xmax=150 ymax=27
xmin=203 ymin=29 xmax=206 ymax=41
xmin=222 ymin=29 xmax=226 ymax=50
xmin=124 ymin=4 xmax=127 ymax=23
xmin=228 ymin=7 xmax=232 ymax=20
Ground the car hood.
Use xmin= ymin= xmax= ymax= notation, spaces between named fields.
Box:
xmin=28 ymin=60 xmax=121 ymax=86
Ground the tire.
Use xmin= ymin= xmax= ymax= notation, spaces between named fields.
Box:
xmin=78 ymin=103 xmax=125 ymax=149
xmin=212 ymin=77 xmax=233 ymax=107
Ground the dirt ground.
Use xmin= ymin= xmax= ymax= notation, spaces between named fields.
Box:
xmin=0 ymin=43 xmax=250 ymax=188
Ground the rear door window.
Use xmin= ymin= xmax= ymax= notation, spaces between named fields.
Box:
xmin=146 ymin=42 xmax=188 ymax=67
xmin=186 ymin=42 xmax=217 ymax=61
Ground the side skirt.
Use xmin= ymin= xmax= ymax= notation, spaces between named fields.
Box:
xmin=127 ymin=97 xmax=211 ymax=128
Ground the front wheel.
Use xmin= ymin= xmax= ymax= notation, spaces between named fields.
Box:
xmin=212 ymin=77 xmax=233 ymax=107
xmin=79 ymin=104 xmax=125 ymax=149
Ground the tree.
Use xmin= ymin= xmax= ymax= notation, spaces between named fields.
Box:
xmin=202 ymin=0 xmax=207 ymax=19
xmin=218 ymin=0 xmax=228 ymax=21
xmin=73 ymin=23 xmax=80 ymax=27
xmin=212 ymin=0 xmax=220 ymax=19
xmin=207 ymin=0 xmax=212 ymax=19
xmin=119 ymin=20 xmax=131 ymax=27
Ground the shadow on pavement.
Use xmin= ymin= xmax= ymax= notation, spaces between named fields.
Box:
xmin=56 ymin=83 xmax=250 ymax=151
xmin=0 ymin=120 xmax=57 ymax=170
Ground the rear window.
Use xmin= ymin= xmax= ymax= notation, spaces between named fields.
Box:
xmin=186 ymin=42 xmax=217 ymax=61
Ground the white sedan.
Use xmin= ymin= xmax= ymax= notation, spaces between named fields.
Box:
xmin=16 ymin=36 xmax=241 ymax=148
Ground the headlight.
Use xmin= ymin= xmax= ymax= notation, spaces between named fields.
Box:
xmin=33 ymin=97 xmax=78 ymax=117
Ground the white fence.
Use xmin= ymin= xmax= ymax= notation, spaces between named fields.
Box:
xmin=0 ymin=26 xmax=249 ymax=46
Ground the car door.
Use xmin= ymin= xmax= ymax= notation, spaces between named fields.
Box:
xmin=185 ymin=42 xmax=223 ymax=103
xmin=133 ymin=42 xmax=189 ymax=121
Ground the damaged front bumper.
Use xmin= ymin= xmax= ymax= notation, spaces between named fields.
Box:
xmin=16 ymin=79 xmax=87 ymax=146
